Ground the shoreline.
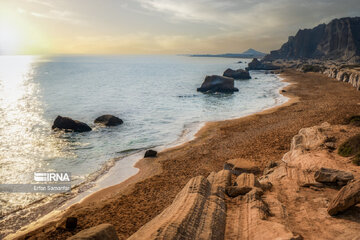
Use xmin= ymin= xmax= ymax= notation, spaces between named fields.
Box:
xmin=5 ymin=72 xmax=292 ymax=239
xmin=71 ymin=75 xmax=291 ymax=206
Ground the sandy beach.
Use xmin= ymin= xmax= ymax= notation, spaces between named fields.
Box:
xmin=10 ymin=69 xmax=360 ymax=240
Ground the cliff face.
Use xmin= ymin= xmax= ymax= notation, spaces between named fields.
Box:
xmin=264 ymin=17 xmax=360 ymax=63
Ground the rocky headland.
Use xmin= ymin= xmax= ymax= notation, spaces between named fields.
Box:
xmin=263 ymin=17 xmax=360 ymax=64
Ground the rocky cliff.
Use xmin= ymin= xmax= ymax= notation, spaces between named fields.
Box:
xmin=264 ymin=17 xmax=360 ymax=63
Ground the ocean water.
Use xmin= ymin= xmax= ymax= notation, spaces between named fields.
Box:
xmin=0 ymin=55 xmax=287 ymax=217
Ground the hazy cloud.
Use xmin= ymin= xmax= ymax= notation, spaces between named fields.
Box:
xmin=21 ymin=0 xmax=83 ymax=24
xmin=26 ymin=0 xmax=54 ymax=8
xmin=30 ymin=10 xmax=82 ymax=24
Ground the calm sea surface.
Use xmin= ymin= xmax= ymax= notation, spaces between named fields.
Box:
xmin=0 ymin=55 xmax=287 ymax=216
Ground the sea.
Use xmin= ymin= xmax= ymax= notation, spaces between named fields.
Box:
xmin=0 ymin=55 xmax=287 ymax=222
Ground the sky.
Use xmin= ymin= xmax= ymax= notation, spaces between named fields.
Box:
xmin=0 ymin=0 xmax=360 ymax=55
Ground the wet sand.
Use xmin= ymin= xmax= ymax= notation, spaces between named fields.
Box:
xmin=10 ymin=70 xmax=360 ymax=239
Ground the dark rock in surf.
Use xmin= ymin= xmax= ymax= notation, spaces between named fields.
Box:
xmin=144 ymin=150 xmax=157 ymax=158
xmin=52 ymin=116 xmax=92 ymax=132
xmin=94 ymin=115 xmax=123 ymax=127
xmin=197 ymin=75 xmax=239 ymax=93
xmin=223 ymin=68 xmax=251 ymax=80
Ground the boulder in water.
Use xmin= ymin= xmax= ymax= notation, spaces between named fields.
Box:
xmin=223 ymin=68 xmax=251 ymax=80
xmin=197 ymin=75 xmax=239 ymax=93
xmin=94 ymin=115 xmax=123 ymax=127
xmin=52 ymin=116 xmax=92 ymax=132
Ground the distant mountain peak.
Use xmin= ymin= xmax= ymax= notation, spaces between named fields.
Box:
xmin=241 ymin=48 xmax=265 ymax=56
xmin=190 ymin=48 xmax=266 ymax=58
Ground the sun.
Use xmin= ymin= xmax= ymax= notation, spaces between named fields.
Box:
xmin=0 ymin=24 xmax=21 ymax=55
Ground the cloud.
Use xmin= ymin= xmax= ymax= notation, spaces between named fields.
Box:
xmin=26 ymin=0 xmax=54 ymax=8
xmin=20 ymin=0 xmax=83 ymax=24
xmin=30 ymin=10 xmax=82 ymax=24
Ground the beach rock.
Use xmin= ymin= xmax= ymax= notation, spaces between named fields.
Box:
xmin=94 ymin=115 xmax=123 ymax=126
xmin=52 ymin=116 xmax=92 ymax=132
xmin=197 ymin=75 xmax=239 ymax=93
xmin=144 ymin=150 xmax=157 ymax=158
xmin=247 ymin=58 xmax=280 ymax=71
xmin=65 ymin=217 xmax=77 ymax=230
xmin=327 ymin=179 xmax=360 ymax=216
xmin=314 ymin=168 xmax=354 ymax=186
xmin=128 ymin=170 xmax=231 ymax=240
xmin=223 ymin=68 xmax=251 ymax=80
xmin=67 ymin=223 xmax=119 ymax=240
xmin=226 ymin=186 xmax=252 ymax=197
xmin=223 ymin=158 xmax=260 ymax=176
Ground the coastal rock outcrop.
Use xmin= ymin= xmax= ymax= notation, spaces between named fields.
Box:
xmin=314 ymin=167 xmax=354 ymax=186
xmin=94 ymin=115 xmax=123 ymax=126
xmin=263 ymin=17 xmax=360 ymax=63
xmin=197 ymin=75 xmax=239 ymax=93
xmin=327 ymin=179 xmax=360 ymax=216
xmin=322 ymin=67 xmax=360 ymax=90
xmin=127 ymin=170 xmax=231 ymax=240
xmin=259 ymin=123 xmax=360 ymax=238
xmin=247 ymin=58 xmax=280 ymax=71
xmin=67 ymin=223 xmax=119 ymax=240
xmin=223 ymin=68 xmax=251 ymax=80
xmin=52 ymin=116 xmax=92 ymax=132
xmin=235 ymin=173 xmax=261 ymax=189
xmin=223 ymin=158 xmax=260 ymax=176
xmin=225 ymin=186 xmax=252 ymax=197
